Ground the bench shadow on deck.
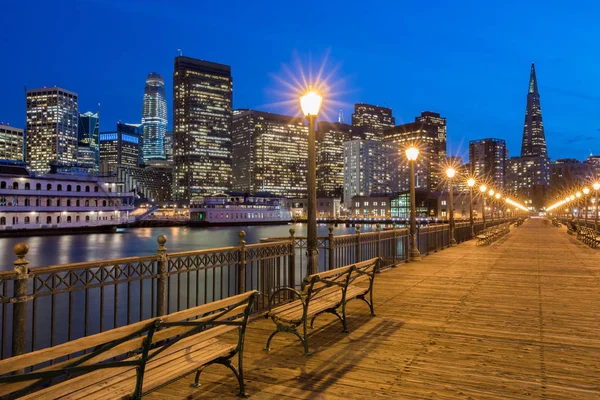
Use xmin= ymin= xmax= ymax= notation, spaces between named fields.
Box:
xmin=147 ymin=218 xmax=600 ymax=400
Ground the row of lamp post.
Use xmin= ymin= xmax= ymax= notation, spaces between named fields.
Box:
xmin=546 ymin=182 xmax=600 ymax=232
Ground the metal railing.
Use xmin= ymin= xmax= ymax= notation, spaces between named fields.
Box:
xmin=0 ymin=218 xmax=514 ymax=360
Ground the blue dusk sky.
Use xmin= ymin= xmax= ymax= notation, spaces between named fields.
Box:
xmin=1 ymin=0 xmax=599 ymax=161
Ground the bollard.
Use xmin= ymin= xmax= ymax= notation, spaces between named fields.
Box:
xmin=12 ymin=243 xmax=29 ymax=358
xmin=328 ymin=225 xmax=335 ymax=271
xmin=238 ymin=231 xmax=246 ymax=294
xmin=156 ymin=235 xmax=167 ymax=317
xmin=355 ymin=225 xmax=361 ymax=263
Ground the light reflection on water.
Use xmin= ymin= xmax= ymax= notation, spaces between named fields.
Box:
xmin=0 ymin=223 xmax=378 ymax=270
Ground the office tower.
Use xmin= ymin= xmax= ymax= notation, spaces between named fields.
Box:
xmin=26 ymin=87 xmax=78 ymax=173
xmin=0 ymin=125 xmax=25 ymax=161
xmin=469 ymin=138 xmax=508 ymax=187
xmin=77 ymin=111 xmax=100 ymax=173
xmin=351 ymin=103 xmax=395 ymax=140
xmin=232 ymin=110 xmax=308 ymax=197
xmin=317 ymin=121 xmax=364 ymax=197
xmin=164 ymin=131 xmax=173 ymax=161
xmin=549 ymin=158 xmax=591 ymax=189
xmin=173 ymin=56 xmax=233 ymax=200
xmin=99 ymin=122 xmax=142 ymax=174
xmin=117 ymin=161 xmax=173 ymax=202
xmin=142 ymin=73 xmax=168 ymax=161
xmin=521 ymin=63 xmax=547 ymax=159
xmin=343 ymin=140 xmax=396 ymax=205
xmin=384 ymin=112 xmax=447 ymax=191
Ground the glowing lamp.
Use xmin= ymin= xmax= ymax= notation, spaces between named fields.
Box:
xmin=489 ymin=189 xmax=495 ymax=196
xmin=570 ymin=195 xmax=575 ymax=200
xmin=594 ymin=182 xmax=600 ymax=191
xmin=479 ymin=184 xmax=487 ymax=193
xmin=446 ymin=168 xmax=456 ymax=179
xmin=405 ymin=147 xmax=419 ymax=161
xmin=583 ymin=187 xmax=590 ymax=195
xmin=495 ymin=193 xmax=501 ymax=199
xmin=576 ymin=192 xmax=581 ymax=198
xmin=467 ymin=178 xmax=475 ymax=187
xmin=299 ymin=90 xmax=322 ymax=117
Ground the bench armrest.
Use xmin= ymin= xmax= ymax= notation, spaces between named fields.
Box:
xmin=266 ymin=287 xmax=303 ymax=314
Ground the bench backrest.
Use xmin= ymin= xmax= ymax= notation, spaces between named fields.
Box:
xmin=0 ymin=290 xmax=258 ymax=399
xmin=347 ymin=258 xmax=379 ymax=290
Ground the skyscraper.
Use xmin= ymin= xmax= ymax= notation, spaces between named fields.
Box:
xmin=0 ymin=124 xmax=25 ymax=161
xmin=173 ymin=56 xmax=233 ymax=200
xmin=469 ymin=138 xmax=508 ymax=187
xmin=232 ymin=110 xmax=308 ymax=197
xmin=26 ymin=87 xmax=79 ymax=173
xmin=142 ymin=73 xmax=168 ymax=162
xmin=351 ymin=104 xmax=395 ymax=140
xmin=164 ymin=131 xmax=173 ymax=161
xmin=521 ymin=63 xmax=547 ymax=158
xmin=343 ymin=140 xmax=396 ymax=205
xmin=99 ymin=122 xmax=142 ymax=174
xmin=77 ymin=111 xmax=100 ymax=173
xmin=317 ymin=121 xmax=364 ymax=197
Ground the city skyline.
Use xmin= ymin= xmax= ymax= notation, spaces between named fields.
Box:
xmin=2 ymin=1 xmax=599 ymax=163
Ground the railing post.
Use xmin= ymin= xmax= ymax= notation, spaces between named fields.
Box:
xmin=355 ymin=225 xmax=361 ymax=263
xmin=156 ymin=235 xmax=167 ymax=317
xmin=391 ymin=224 xmax=397 ymax=267
xmin=238 ymin=231 xmax=246 ymax=294
xmin=376 ymin=223 xmax=381 ymax=261
xmin=12 ymin=243 xmax=29 ymax=358
xmin=288 ymin=228 xmax=296 ymax=290
xmin=328 ymin=225 xmax=335 ymax=271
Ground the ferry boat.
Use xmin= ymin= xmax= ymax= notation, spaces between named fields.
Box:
xmin=189 ymin=193 xmax=291 ymax=225
xmin=0 ymin=162 xmax=135 ymax=235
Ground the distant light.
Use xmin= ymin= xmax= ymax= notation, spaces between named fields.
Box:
xmin=405 ymin=147 xmax=419 ymax=161
xmin=479 ymin=185 xmax=487 ymax=193
xmin=467 ymin=178 xmax=475 ymax=187
xmin=445 ymin=168 xmax=456 ymax=178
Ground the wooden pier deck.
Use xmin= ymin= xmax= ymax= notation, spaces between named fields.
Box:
xmin=147 ymin=218 xmax=600 ymax=399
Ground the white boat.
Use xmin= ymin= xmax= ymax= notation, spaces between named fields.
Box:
xmin=189 ymin=193 xmax=291 ymax=225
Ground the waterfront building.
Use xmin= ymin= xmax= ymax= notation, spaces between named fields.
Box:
xmin=384 ymin=113 xmax=447 ymax=191
xmin=26 ymin=87 xmax=79 ymax=173
xmin=173 ymin=56 xmax=233 ymax=200
xmin=116 ymin=160 xmax=173 ymax=202
xmin=0 ymin=125 xmax=25 ymax=161
xmin=0 ymin=162 xmax=134 ymax=233
xmin=469 ymin=138 xmax=507 ymax=187
xmin=232 ymin=110 xmax=308 ymax=198
xmin=142 ymin=73 xmax=168 ymax=162
xmin=77 ymin=111 xmax=100 ymax=173
xmin=351 ymin=103 xmax=395 ymax=141
xmin=343 ymin=140 xmax=396 ymax=206
xmin=164 ymin=131 xmax=173 ymax=161
xmin=285 ymin=197 xmax=341 ymax=219
xmin=99 ymin=122 xmax=142 ymax=174
xmin=316 ymin=121 xmax=364 ymax=198
xmin=189 ymin=193 xmax=291 ymax=224
xmin=348 ymin=194 xmax=392 ymax=219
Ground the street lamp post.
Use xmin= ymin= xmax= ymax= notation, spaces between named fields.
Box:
xmin=576 ymin=191 xmax=582 ymax=222
xmin=406 ymin=147 xmax=421 ymax=261
xmin=300 ymin=89 xmax=323 ymax=276
xmin=488 ymin=189 xmax=495 ymax=222
xmin=467 ymin=178 xmax=475 ymax=238
xmin=594 ymin=182 xmax=600 ymax=231
xmin=446 ymin=168 xmax=457 ymax=246
xmin=583 ymin=187 xmax=590 ymax=227
xmin=495 ymin=193 xmax=501 ymax=220
xmin=480 ymin=185 xmax=487 ymax=230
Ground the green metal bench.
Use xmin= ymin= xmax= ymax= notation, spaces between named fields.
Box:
xmin=0 ymin=290 xmax=258 ymax=399
xmin=264 ymin=257 xmax=379 ymax=355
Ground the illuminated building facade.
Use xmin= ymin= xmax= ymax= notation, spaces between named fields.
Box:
xmin=164 ymin=131 xmax=173 ymax=161
xmin=415 ymin=111 xmax=447 ymax=160
xmin=351 ymin=103 xmax=395 ymax=141
xmin=469 ymin=138 xmax=507 ymax=187
xmin=26 ymin=87 xmax=79 ymax=173
xmin=0 ymin=125 xmax=25 ymax=161
xmin=317 ymin=121 xmax=364 ymax=197
xmin=116 ymin=160 xmax=173 ymax=202
xmin=173 ymin=56 xmax=233 ymax=200
xmin=521 ymin=63 xmax=547 ymax=159
xmin=99 ymin=122 xmax=141 ymax=174
xmin=77 ymin=111 xmax=100 ymax=173
xmin=142 ymin=73 xmax=168 ymax=162
xmin=232 ymin=110 xmax=308 ymax=197
xmin=343 ymin=140 xmax=396 ymax=206
xmin=549 ymin=158 xmax=591 ymax=190
xmin=384 ymin=114 xmax=446 ymax=191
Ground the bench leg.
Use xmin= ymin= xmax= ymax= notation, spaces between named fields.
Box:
xmin=264 ymin=322 xmax=311 ymax=356
xmin=357 ymin=294 xmax=376 ymax=316
xmin=190 ymin=366 xmax=206 ymax=388
xmin=223 ymin=359 xmax=247 ymax=398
